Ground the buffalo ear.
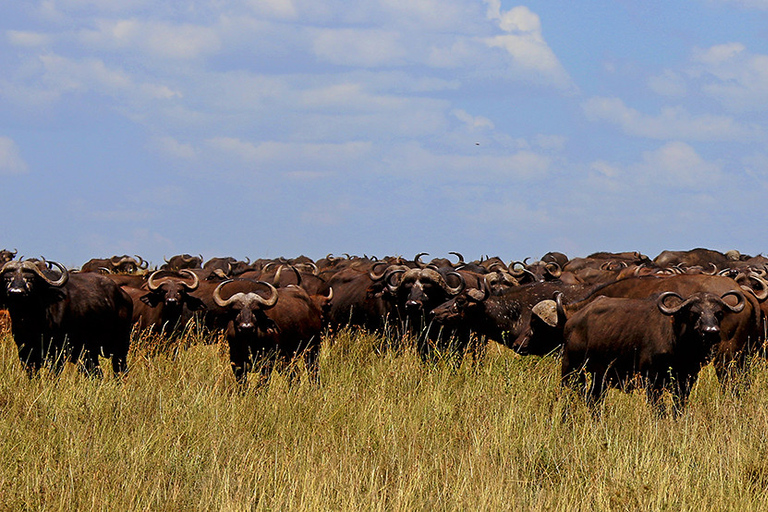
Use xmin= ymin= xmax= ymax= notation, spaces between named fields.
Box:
xmin=532 ymin=300 xmax=558 ymax=328
xmin=140 ymin=292 xmax=162 ymax=307
xmin=467 ymin=289 xmax=486 ymax=302
xmin=185 ymin=295 xmax=206 ymax=311
xmin=44 ymin=286 xmax=67 ymax=303
xmin=263 ymin=318 xmax=280 ymax=335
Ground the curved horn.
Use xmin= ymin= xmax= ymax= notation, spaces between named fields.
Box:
xmin=27 ymin=259 xmax=68 ymax=287
xmin=657 ymin=292 xmax=692 ymax=316
xmin=545 ymin=262 xmax=562 ymax=278
xmin=419 ymin=268 xmax=465 ymax=296
xmin=249 ymin=281 xmax=279 ymax=308
xmin=720 ymin=290 xmax=746 ymax=313
xmin=386 ymin=268 xmax=407 ymax=292
xmin=508 ymin=261 xmax=527 ymax=277
xmin=444 ymin=270 xmax=466 ymax=295
xmin=555 ymin=291 xmax=566 ymax=323
xmin=0 ymin=261 xmax=19 ymax=275
xmin=179 ymin=269 xmax=200 ymax=291
xmin=212 ymin=280 xmax=239 ymax=308
xmin=414 ymin=253 xmax=428 ymax=269
xmin=276 ymin=265 xmax=302 ymax=288
xmin=449 ymin=252 xmax=465 ymax=265
xmin=739 ymin=274 xmax=768 ymax=301
xmin=487 ymin=261 xmax=508 ymax=273
xmin=369 ymin=261 xmax=390 ymax=281
xmin=135 ymin=255 xmax=149 ymax=269
xmin=147 ymin=270 xmax=166 ymax=291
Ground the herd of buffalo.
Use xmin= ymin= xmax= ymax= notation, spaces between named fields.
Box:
xmin=1 ymin=247 xmax=767 ymax=416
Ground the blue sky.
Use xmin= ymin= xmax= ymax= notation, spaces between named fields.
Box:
xmin=2 ymin=1 xmax=768 ymax=267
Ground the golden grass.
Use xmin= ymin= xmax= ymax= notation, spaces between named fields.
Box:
xmin=0 ymin=328 xmax=767 ymax=511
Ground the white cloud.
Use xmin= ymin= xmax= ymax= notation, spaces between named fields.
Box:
xmin=452 ymin=109 xmax=494 ymax=130
xmin=387 ymin=141 xmax=552 ymax=181
xmin=591 ymin=142 xmax=721 ymax=190
xmin=7 ymin=31 xmax=53 ymax=47
xmin=153 ymin=137 xmax=197 ymax=160
xmin=533 ymin=134 xmax=567 ymax=152
xmin=245 ymin=0 xmax=297 ymax=18
xmin=205 ymin=137 xmax=373 ymax=171
xmin=78 ymin=19 xmax=221 ymax=60
xmin=0 ymin=137 xmax=28 ymax=174
xmin=582 ymin=96 xmax=760 ymax=141
xmin=482 ymin=3 xmax=574 ymax=91
xmin=311 ymin=29 xmax=407 ymax=67
xmin=635 ymin=141 xmax=721 ymax=187
xmin=37 ymin=54 xmax=181 ymax=100
xmin=690 ymin=43 xmax=768 ymax=111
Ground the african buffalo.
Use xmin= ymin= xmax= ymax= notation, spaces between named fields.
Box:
xmin=0 ymin=259 xmax=132 ymax=377
xmin=213 ymin=280 xmax=329 ymax=386
xmin=562 ymin=290 xmax=745 ymax=417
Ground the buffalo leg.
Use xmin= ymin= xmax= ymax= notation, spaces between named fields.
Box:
xmin=112 ymin=353 xmax=128 ymax=376
xmin=670 ymin=374 xmax=696 ymax=418
xmin=82 ymin=352 xmax=104 ymax=379
xmin=229 ymin=344 xmax=251 ymax=387
xmin=645 ymin=384 xmax=667 ymax=419
xmin=16 ymin=343 xmax=42 ymax=377
xmin=714 ymin=351 xmax=750 ymax=395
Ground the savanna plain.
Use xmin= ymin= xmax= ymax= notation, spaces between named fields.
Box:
xmin=2 ymin=326 xmax=768 ymax=511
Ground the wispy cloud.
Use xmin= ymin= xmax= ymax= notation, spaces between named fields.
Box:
xmin=0 ymin=137 xmax=28 ymax=175
xmin=690 ymin=43 xmax=768 ymax=111
xmin=582 ymin=96 xmax=761 ymax=141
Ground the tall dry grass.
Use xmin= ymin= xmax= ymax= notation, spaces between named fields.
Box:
xmin=0 ymin=327 xmax=767 ymax=511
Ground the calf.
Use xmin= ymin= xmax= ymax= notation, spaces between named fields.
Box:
xmin=561 ymin=290 xmax=744 ymax=417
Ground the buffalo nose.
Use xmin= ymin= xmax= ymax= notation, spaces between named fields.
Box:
xmin=405 ymin=300 xmax=422 ymax=311
xmin=8 ymin=287 xmax=25 ymax=295
xmin=239 ymin=322 xmax=254 ymax=331
xmin=702 ymin=325 xmax=720 ymax=334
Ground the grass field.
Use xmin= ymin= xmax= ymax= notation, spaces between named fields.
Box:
xmin=1 ymin=327 xmax=768 ymax=511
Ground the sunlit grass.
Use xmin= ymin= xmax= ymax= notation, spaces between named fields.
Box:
xmin=0 ymin=325 xmax=767 ymax=510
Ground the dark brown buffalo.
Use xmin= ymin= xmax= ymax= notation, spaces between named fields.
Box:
xmin=81 ymin=255 xmax=148 ymax=274
xmin=161 ymin=254 xmax=203 ymax=271
xmin=252 ymin=264 xmax=328 ymax=295
xmin=319 ymin=265 xmax=394 ymax=333
xmin=562 ymin=290 xmax=745 ymax=417
xmin=0 ymin=249 xmax=17 ymax=265
xmin=213 ymin=280 xmax=329 ymax=385
xmin=126 ymin=269 xmax=204 ymax=335
xmin=429 ymin=278 xmax=590 ymax=360
xmin=547 ymin=274 xmax=763 ymax=388
xmin=384 ymin=264 xmax=465 ymax=356
xmin=0 ymin=259 xmax=132 ymax=377
xmin=203 ymin=257 xmax=254 ymax=277
xmin=652 ymin=248 xmax=737 ymax=270
xmin=563 ymin=251 xmax=650 ymax=274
